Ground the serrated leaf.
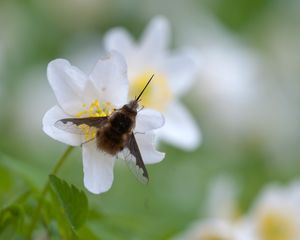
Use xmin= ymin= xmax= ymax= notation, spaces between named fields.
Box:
xmin=44 ymin=195 xmax=73 ymax=239
xmin=49 ymin=175 xmax=88 ymax=230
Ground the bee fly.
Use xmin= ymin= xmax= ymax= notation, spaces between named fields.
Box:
xmin=55 ymin=75 xmax=155 ymax=183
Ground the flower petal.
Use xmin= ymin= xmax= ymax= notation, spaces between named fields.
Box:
xmin=80 ymin=79 xmax=101 ymax=106
xmin=163 ymin=51 xmax=197 ymax=96
xmin=47 ymin=59 xmax=87 ymax=114
xmin=135 ymin=131 xmax=165 ymax=164
xmin=82 ymin=141 xmax=116 ymax=194
xmin=158 ymin=101 xmax=202 ymax=150
xmin=135 ymin=108 xmax=165 ymax=132
xmin=104 ymin=27 xmax=134 ymax=57
xmin=89 ymin=51 xmax=128 ymax=107
xmin=139 ymin=16 xmax=170 ymax=62
xmin=42 ymin=105 xmax=82 ymax=146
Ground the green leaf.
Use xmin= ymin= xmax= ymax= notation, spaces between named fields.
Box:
xmin=77 ymin=226 xmax=101 ymax=240
xmin=0 ymin=205 xmax=24 ymax=238
xmin=49 ymin=175 xmax=88 ymax=230
xmin=43 ymin=196 xmax=73 ymax=239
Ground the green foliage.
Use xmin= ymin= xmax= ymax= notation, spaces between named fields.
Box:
xmin=202 ymin=0 xmax=274 ymax=30
xmin=0 ymin=205 xmax=24 ymax=239
xmin=49 ymin=175 xmax=88 ymax=230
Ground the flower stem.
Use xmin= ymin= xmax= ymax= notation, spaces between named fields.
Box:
xmin=27 ymin=146 xmax=74 ymax=237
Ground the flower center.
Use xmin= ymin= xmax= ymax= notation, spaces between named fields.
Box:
xmin=129 ymin=71 xmax=172 ymax=111
xmin=75 ymin=99 xmax=115 ymax=140
xmin=76 ymin=99 xmax=114 ymax=118
xmin=259 ymin=212 xmax=296 ymax=240
xmin=198 ymin=234 xmax=227 ymax=240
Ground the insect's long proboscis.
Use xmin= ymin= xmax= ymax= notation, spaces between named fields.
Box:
xmin=135 ymin=74 xmax=154 ymax=101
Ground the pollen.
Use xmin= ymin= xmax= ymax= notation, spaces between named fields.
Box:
xmin=78 ymin=124 xmax=97 ymax=141
xmin=129 ymin=71 xmax=172 ymax=111
xmin=75 ymin=100 xmax=114 ymax=118
xmin=75 ymin=99 xmax=115 ymax=141
xmin=196 ymin=234 xmax=227 ymax=240
xmin=259 ymin=212 xmax=297 ymax=240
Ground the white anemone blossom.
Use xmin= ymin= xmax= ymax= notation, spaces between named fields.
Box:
xmin=177 ymin=219 xmax=238 ymax=240
xmin=42 ymin=51 xmax=165 ymax=194
xmin=176 ymin=218 xmax=253 ymax=240
xmin=245 ymin=181 xmax=300 ymax=240
xmin=104 ymin=16 xmax=201 ymax=150
xmin=175 ymin=176 xmax=251 ymax=240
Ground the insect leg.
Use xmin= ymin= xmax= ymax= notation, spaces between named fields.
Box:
xmin=133 ymin=131 xmax=146 ymax=135
xmin=138 ymin=105 xmax=144 ymax=112
xmin=81 ymin=137 xmax=96 ymax=147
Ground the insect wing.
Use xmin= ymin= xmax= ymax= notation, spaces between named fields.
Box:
xmin=119 ymin=134 xmax=149 ymax=184
xmin=55 ymin=117 xmax=107 ymax=134
xmin=55 ymin=117 xmax=108 ymax=135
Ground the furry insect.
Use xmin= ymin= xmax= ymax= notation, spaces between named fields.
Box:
xmin=55 ymin=75 xmax=155 ymax=183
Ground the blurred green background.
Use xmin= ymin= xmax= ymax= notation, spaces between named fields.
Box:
xmin=0 ymin=0 xmax=300 ymax=239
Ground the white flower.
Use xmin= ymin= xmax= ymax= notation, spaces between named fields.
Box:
xmin=246 ymin=181 xmax=300 ymax=240
xmin=176 ymin=219 xmax=245 ymax=240
xmin=175 ymin=176 xmax=252 ymax=240
xmin=42 ymin=51 xmax=165 ymax=194
xmin=104 ymin=16 xmax=201 ymax=150
xmin=205 ymin=175 xmax=239 ymax=221
xmin=174 ymin=14 xmax=261 ymax=140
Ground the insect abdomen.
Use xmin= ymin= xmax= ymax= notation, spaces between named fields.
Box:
xmin=96 ymin=128 xmax=127 ymax=155
xmin=96 ymin=110 xmax=136 ymax=155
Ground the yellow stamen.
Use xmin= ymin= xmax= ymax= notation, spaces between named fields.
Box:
xmin=75 ymin=100 xmax=113 ymax=118
xmin=259 ymin=212 xmax=296 ymax=240
xmin=197 ymin=234 xmax=227 ymax=240
xmin=129 ymin=71 xmax=172 ymax=111
xmin=75 ymin=100 xmax=114 ymax=140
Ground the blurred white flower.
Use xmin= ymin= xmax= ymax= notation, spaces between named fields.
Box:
xmin=176 ymin=218 xmax=252 ymax=240
xmin=246 ymin=181 xmax=300 ymax=240
xmin=205 ymin=175 xmax=239 ymax=221
xmin=104 ymin=16 xmax=201 ymax=150
xmin=42 ymin=51 xmax=165 ymax=194
xmin=249 ymin=1 xmax=300 ymax=166
xmin=180 ymin=179 xmax=300 ymax=240
xmin=181 ymin=17 xmax=261 ymax=136
xmin=178 ymin=12 xmax=300 ymax=168
xmin=175 ymin=176 xmax=253 ymax=240
xmin=177 ymin=219 xmax=238 ymax=240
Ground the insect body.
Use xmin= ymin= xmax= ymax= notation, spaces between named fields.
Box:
xmin=97 ymin=100 xmax=138 ymax=155
xmin=55 ymin=75 xmax=154 ymax=183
